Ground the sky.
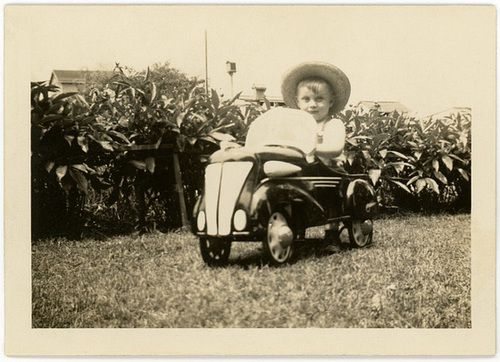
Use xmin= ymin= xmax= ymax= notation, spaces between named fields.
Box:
xmin=28 ymin=5 xmax=495 ymax=117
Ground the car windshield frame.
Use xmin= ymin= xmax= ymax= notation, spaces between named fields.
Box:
xmin=245 ymin=108 xmax=317 ymax=156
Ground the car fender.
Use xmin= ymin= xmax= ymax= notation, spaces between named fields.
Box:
xmin=250 ymin=180 xmax=326 ymax=229
xmin=344 ymin=179 xmax=379 ymax=218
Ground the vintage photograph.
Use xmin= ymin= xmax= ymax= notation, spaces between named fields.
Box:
xmin=5 ymin=3 xmax=496 ymax=356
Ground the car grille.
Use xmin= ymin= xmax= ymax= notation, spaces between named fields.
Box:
xmin=204 ymin=161 xmax=253 ymax=236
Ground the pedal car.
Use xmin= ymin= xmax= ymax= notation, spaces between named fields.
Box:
xmin=192 ymin=108 xmax=379 ymax=265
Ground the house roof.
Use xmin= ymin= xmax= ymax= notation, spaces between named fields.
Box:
xmin=51 ymin=70 xmax=87 ymax=84
xmin=239 ymin=94 xmax=284 ymax=103
xmin=357 ymin=101 xmax=411 ymax=114
xmin=50 ymin=69 xmax=115 ymax=84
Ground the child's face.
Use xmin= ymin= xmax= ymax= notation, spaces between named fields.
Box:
xmin=296 ymin=83 xmax=334 ymax=122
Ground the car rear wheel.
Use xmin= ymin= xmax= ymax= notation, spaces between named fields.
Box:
xmin=263 ymin=211 xmax=294 ymax=265
xmin=347 ymin=219 xmax=373 ymax=248
xmin=199 ymin=237 xmax=231 ymax=266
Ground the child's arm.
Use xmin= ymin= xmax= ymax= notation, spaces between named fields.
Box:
xmin=315 ymin=119 xmax=345 ymax=159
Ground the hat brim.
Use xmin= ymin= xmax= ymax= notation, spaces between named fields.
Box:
xmin=281 ymin=61 xmax=351 ymax=114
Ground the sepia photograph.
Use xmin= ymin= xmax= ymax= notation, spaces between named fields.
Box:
xmin=4 ymin=3 xmax=496 ymax=356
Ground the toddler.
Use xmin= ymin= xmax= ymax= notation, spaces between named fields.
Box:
xmin=281 ymin=61 xmax=351 ymax=253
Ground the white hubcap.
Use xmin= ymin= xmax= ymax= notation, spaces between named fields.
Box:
xmin=267 ymin=212 xmax=293 ymax=262
xmin=352 ymin=219 xmax=373 ymax=246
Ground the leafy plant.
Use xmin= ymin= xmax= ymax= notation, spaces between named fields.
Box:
xmin=32 ymin=62 xmax=267 ymax=238
xmin=339 ymin=106 xmax=471 ymax=212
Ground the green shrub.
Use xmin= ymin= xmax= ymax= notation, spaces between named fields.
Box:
xmin=339 ymin=107 xmax=471 ymax=212
xmin=31 ymin=64 xmax=471 ymax=240
xmin=31 ymin=64 xmax=267 ymax=239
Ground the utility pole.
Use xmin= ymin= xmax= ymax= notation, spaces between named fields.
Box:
xmin=205 ymin=30 xmax=209 ymax=94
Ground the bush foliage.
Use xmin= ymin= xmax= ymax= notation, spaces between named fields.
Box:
xmin=31 ymin=64 xmax=471 ymax=239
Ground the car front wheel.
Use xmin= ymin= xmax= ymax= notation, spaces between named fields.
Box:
xmin=262 ymin=211 xmax=294 ymax=265
xmin=199 ymin=237 xmax=231 ymax=266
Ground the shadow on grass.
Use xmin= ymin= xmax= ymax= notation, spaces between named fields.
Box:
xmin=224 ymin=238 xmax=351 ymax=269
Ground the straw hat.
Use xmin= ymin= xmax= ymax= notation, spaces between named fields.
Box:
xmin=281 ymin=61 xmax=351 ymax=114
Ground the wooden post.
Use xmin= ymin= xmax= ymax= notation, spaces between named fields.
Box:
xmin=172 ymin=152 xmax=190 ymax=227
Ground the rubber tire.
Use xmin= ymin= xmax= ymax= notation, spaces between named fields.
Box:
xmin=347 ymin=219 xmax=373 ymax=248
xmin=262 ymin=211 xmax=294 ymax=265
xmin=199 ymin=237 xmax=231 ymax=266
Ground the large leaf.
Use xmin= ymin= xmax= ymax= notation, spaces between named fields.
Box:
xmin=416 ymin=178 xmax=427 ymax=193
xmin=387 ymin=150 xmax=408 ymax=160
xmin=212 ymin=123 xmax=235 ymax=134
xmin=192 ymin=113 xmax=208 ymax=123
xmin=346 ymin=138 xmax=359 ymax=146
xmin=227 ymin=91 xmax=242 ymax=105
xmin=71 ymin=164 xmax=88 ymax=173
xmin=145 ymin=157 xmax=155 ymax=174
xmin=441 ymin=155 xmax=453 ymax=171
xmin=149 ymin=82 xmax=157 ymax=105
xmin=64 ymin=135 xmax=75 ymax=146
xmin=184 ymin=97 xmax=197 ymax=112
xmin=211 ymin=89 xmax=220 ymax=110
xmin=198 ymin=135 xmax=218 ymax=145
xmin=77 ymin=136 xmax=89 ymax=153
xmin=350 ymin=135 xmax=372 ymax=141
xmin=108 ymin=130 xmax=130 ymax=144
xmin=45 ymin=161 xmax=55 ymax=173
xmin=80 ymin=116 xmax=96 ymax=126
xmin=368 ymin=169 xmax=382 ymax=185
xmin=425 ymin=178 xmax=440 ymax=194
xmin=390 ymin=179 xmax=411 ymax=193
xmin=385 ymin=162 xmax=405 ymax=174
xmin=448 ymin=153 xmax=466 ymax=164
xmin=176 ymin=111 xmax=187 ymax=127
xmin=56 ymin=165 xmax=67 ymax=181
xmin=99 ymin=141 xmax=114 ymax=152
xmin=457 ymin=168 xmax=470 ymax=181
xmin=346 ymin=151 xmax=356 ymax=166
xmin=129 ymin=160 xmax=147 ymax=170
xmin=372 ymin=133 xmax=390 ymax=151
xmin=210 ymin=131 xmax=235 ymax=142
xmin=68 ymin=168 xmax=88 ymax=194
xmin=433 ymin=170 xmax=448 ymax=185
xmin=379 ymin=149 xmax=388 ymax=159
xmin=432 ymin=159 xmax=439 ymax=172
xmin=407 ymin=175 xmax=420 ymax=186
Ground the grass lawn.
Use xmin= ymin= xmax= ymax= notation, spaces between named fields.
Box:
xmin=32 ymin=213 xmax=471 ymax=328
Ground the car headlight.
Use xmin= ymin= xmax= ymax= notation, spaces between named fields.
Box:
xmin=233 ymin=209 xmax=247 ymax=231
xmin=197 ymin=211 xmax=206 ymax=231
xmin=263 ymin=161 xmax=301 ymax=177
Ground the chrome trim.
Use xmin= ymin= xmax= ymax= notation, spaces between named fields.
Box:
xmin=205 ymin=163 xmax=222 ymax=235
xmin=232 ymin=231 xmax=251 ymax=236
xmin=218 ymin=162 xmax=253 ymax=236
xmin=205 ymin=161 xmax=253 ymax=236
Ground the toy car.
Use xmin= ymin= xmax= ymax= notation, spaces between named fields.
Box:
xmin=192 ymin=108 xmax=379 ymax=266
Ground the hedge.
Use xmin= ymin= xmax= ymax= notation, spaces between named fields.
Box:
xmin=31 ymin=66 xmax=471 ymax=239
